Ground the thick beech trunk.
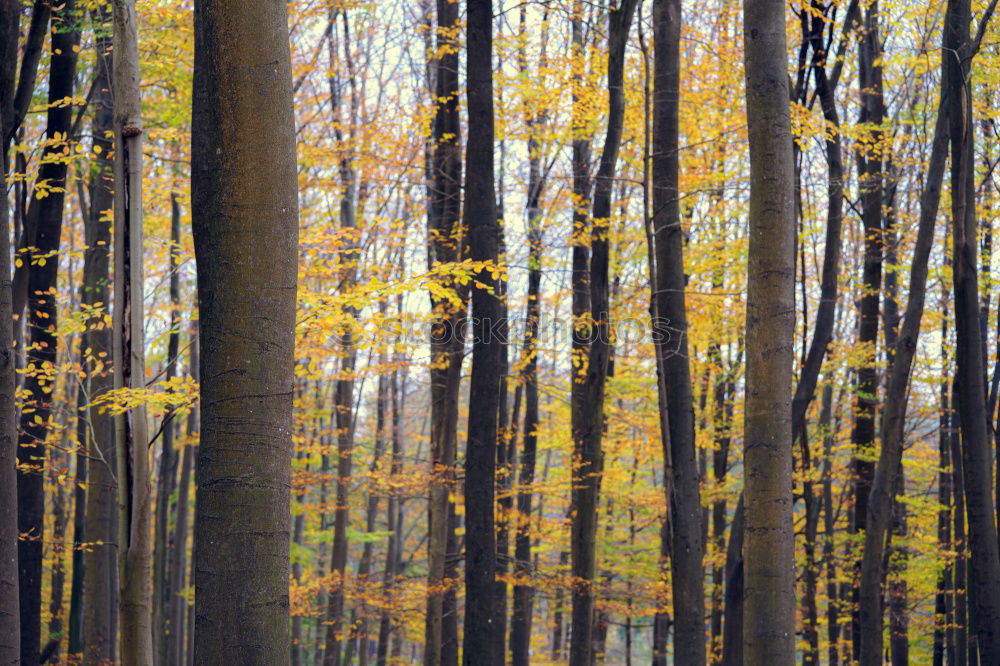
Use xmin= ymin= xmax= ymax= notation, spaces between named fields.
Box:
xmin=191 ymin=0 xmax=300 ymax=661
xmin=741 ymin=0 xmax=796 ymax=662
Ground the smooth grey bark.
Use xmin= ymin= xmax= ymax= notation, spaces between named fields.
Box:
xmin=191 ymin=0 xmax=300 ymax=662
xmin=741 ymin=0 xmax=797 ymax=662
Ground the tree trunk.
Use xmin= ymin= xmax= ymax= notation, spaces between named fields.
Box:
xmin=17 ymin=2 xmax=78 ymax=660
xmin=377 ymin=366 xmax=405 ymax=666
xmin=568 ymin=3 xmax=637 ymax=664
xmin=153 ymin=192 xmax=182 ymax=666
xmin=191 ymin=0 xmax=300 ymax=661
xmin=651 ymin=0 xmax=705 ymax=661
xmin=0 ymin=0 xmax=20 ymax=657
xmin=424 ymin=0 xmax=466 ymax=659
xmin=741 ymin=0 xmax=796 ymax=662
xmin=850 ymin=6 xmax=885 ymax=659
xmin=166 ymin=325 xmax=196 ymax=666
xmin=945 ymin=0 xmax=1000 ymax=661
xmin=462 ymin=1 xmax=501 ymax=661
xmin=111 ymin=1 xmax=153 ymax=662
xmin=82 ymin=9 xmax=118 ymax=659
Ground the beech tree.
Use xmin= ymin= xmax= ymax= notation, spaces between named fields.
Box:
xmin=191 ymin=0 xmax=300 ymax=662
xmin=741 ymin=0 xmax=796 ymax=662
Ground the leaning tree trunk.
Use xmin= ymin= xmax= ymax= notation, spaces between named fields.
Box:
xmin=856 ymin=56 xmax=950 ymax=666
xmin=16 ymin=2 xmax=78 ymax=660
xmin=191 ymin=0 xmax=300 ymax=662
xmin=0 ymin=0 xmax=20 ymax=658
xmin=741 ymin=0 xmax=796 ymax=663
xmin=651 ymin=0 xmax=705 ymax=661
xmin=945 ymin=0 xmax=1000 ymax=659
xmin=111 ymin=1 xmax=153 ymax=663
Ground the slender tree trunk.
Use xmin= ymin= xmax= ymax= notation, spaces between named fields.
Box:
xmin=17 ymin=3 xmax=78 ymax=659
xmin=850 ymin=4 xmax=885 ymax=659
xmin=377 ymin=366 xmax=405 ymax=666
xmin=0 ymin=1 xmax=19 ymax=657
xmin=191 ymin=0 xmax=300 ymax=661
xmin=945 ymin=0 xmax=1000 ymax=660
xmin=82 ymin=9 xmax=118 ymax=658
xmin=166 ymin=325 xmax=196 ymax=666
xmin=111 ymin=1 xmax=153 ymax=661
xmin=651 ymin=0 xmax=705 ymax=660
xmin=856 ymin=54 xmax=949 ymax=666
xmin=424 ymin=0 xmax=466 ymax=659
xmin=741 ymin=0 xmax=796 ymax=662
xmin=569 ymin=4 xmax=637 ymax=664
xmin=68 ymin=378 xmax=87 ymax=657
xmin=153 ymin=192 xmax=182 ymax=666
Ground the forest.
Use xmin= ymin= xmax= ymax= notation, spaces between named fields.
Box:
xmin=2 ymin=0 xmax=1000 ymax=664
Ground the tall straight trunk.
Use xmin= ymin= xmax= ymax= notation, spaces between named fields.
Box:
xmin=46 ymin=441 xmax=69 ymax=661
xmin=950 ymin=377 xmax=970 ymax=666
xmin=154 ymin=191 xmax=182 ymax=666
xmin=377 ymin=366 xmax=405 ymax=666
xmin=166 ymin=325 xmax=196 ymax=666
xmin=324 ymin=10 xmax=360 ymax=664
xmin=741 ymin=0 xmax=796 ymax=662
xmin=0 ymin=1 xmax=18 ymax=658
xmin=821 ymin=385 xmax=839 ymax=666
xmin=191 ymin=0 xmax=300 ymax=661
xmin=68 ymin=378 xmax=87 ymax=656
xmin=568 ymin=4 xmax=637 ymax=664
xmin=17 ymin=3 xmax=78 ymax=660
xmin=510 ymin=217 xmax=542 ymax=666
xmin=946 ymin=0 xmax=1000 ymax=659
xmin=82 ymin=9 xmax=118 ymax=659
xmin=462 ymin=1 xmax=501 ymax=661
xmin=721 ymin=7 xmax=848 ymax=658
xmin=424 ymin=0 xmax=466 ymax=659
xmin=651 ymin=0 xmax=705 ymax=660
xmin=111 ymin=0 xmax=153 ymax=661
xmin=856 ymin=48 xmax=950 ymax=666
xmin=935 ymin=328 xmax=955 ymax=666
xmin=850 ymin=3 xmax=885 ymax=657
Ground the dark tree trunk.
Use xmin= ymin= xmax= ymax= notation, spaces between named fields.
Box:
xmin=81 ymin=9 xmax=118 ymax=659
xmin=191 ymin=0 xmax=300 ymax=661
xmin=0 ymin=0 xmax=19 ymax=659
xmin=17 ymin=3 xmax=78 ymax=660
xmin=462 ymin=0 xmax=501 ymax=661
xmin=945 ymin=0 xmax=1000 ymax=660
xmin=424 ymin=0 xmax=466 ymax=659
xmin=741 ymin=0 xmax=796 ymax=661
xmin=154 ymin=192 xmax=183 ymax=666
xmin=856 ymin=44 xmax=949 ymax=665
xmin=850 ymin=4 xmax=885 ymax=659
xmin=651 ymin=0 xmax=705 ymax=661
xmin=568 ymin=3 xmax=637 ymax=664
